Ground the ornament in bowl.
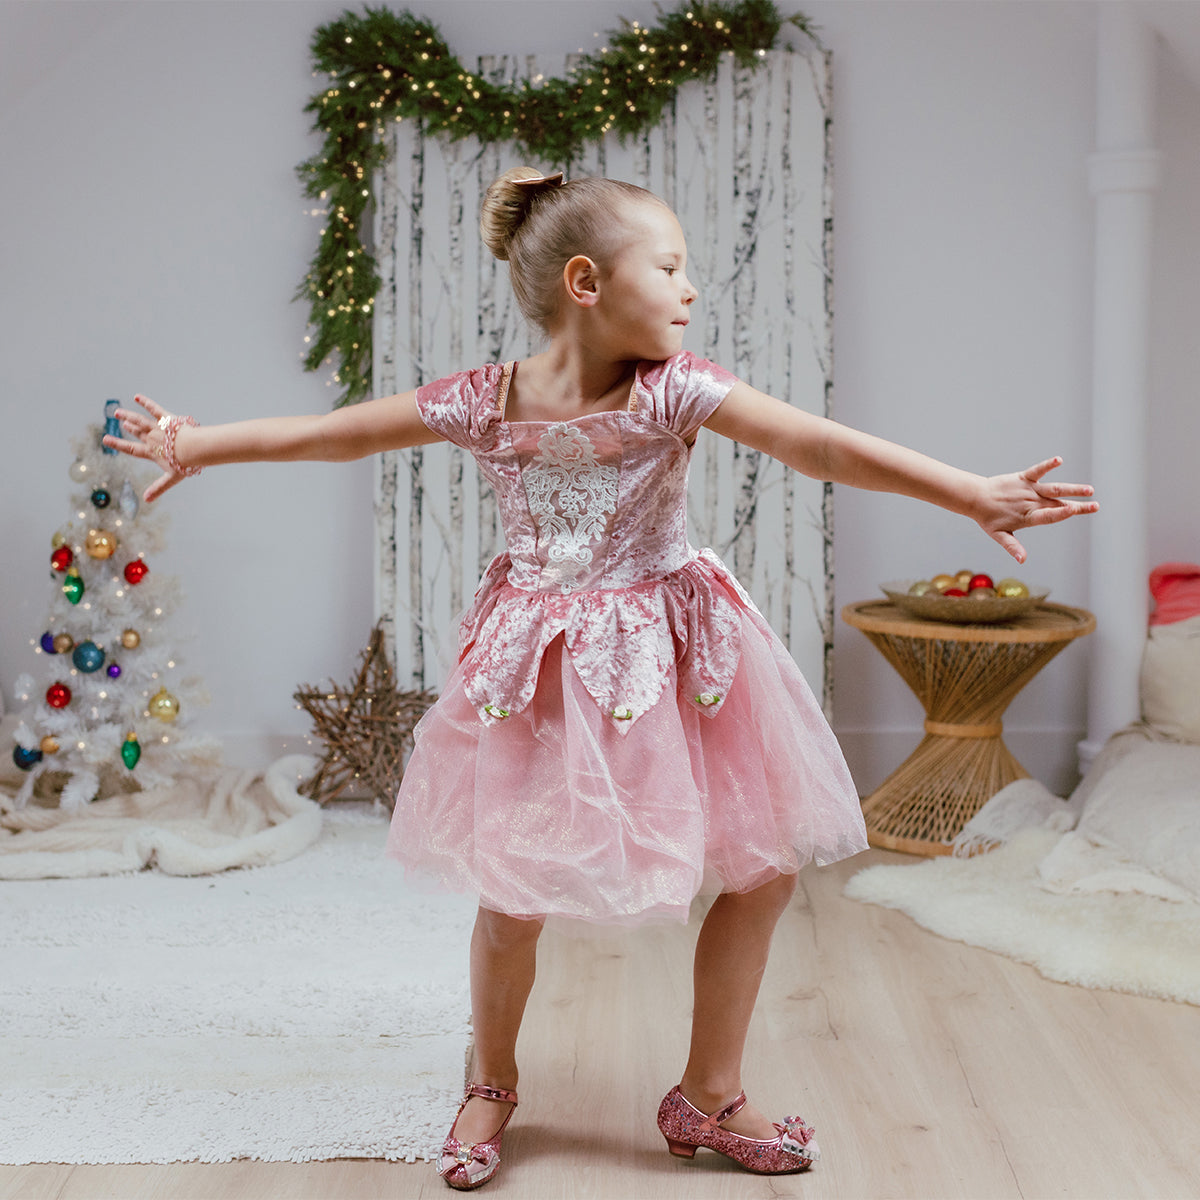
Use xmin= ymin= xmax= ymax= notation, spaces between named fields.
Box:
xmin=882 ymin=571 xmax=1048 ymax=624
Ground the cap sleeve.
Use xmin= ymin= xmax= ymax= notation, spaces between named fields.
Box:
xmin=635 ymin=352 xmax=738 ymax=442
xmin=415 ymin=364 xmax=506 ymax=449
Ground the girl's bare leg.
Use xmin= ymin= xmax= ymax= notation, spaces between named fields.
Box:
xmin=450 ymin=905 xmax=544 ymax=1145
xmin=677 ymin=872 xmax=798 ymax=1139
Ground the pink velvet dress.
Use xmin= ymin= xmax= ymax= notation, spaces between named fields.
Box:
xmin=387 ymin=352 xmax=868 ymax=923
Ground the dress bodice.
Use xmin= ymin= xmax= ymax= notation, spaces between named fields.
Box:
xmin=415 ymin=352 xmax=746 ymax=731
xmin=481 ymin=361 xmax=701 ymax=594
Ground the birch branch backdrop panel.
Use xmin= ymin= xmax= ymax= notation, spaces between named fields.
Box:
xmin=373 ymin=48 xmax=835 ymax=709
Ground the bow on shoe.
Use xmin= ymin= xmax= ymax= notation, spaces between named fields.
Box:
xmin=779 ymin=1116 xmax=820 ymax=1162
xmin=438 ymin=1140 xmax=499 ymax=1186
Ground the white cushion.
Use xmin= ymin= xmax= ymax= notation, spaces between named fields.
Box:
xmin=1140 ymin=613 xmax=1200 ymax=743
xmin=1075 ymin=741 xmax=1200 ymax=899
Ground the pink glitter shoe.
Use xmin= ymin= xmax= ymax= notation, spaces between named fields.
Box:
xmin=437 ymin=1083 xmax=518 ymax=1190
xmin=656 ymin=1085 xmax=820 ymax=1174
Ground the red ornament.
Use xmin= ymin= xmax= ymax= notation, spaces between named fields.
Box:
xmin=943 ymin=587 xmax=968 ymax=597
xmin=46 ymin=682 xmax=72 ymax=709
xmin=51 ymin=546 xmax=73 ymax=572
xmin=123 ymin=559 xmax=150 ymax=585
xmin=968 ymin=573 xmax=994 ymax=591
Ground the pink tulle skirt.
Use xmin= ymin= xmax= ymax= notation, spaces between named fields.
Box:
xmin=387 ymin=602 xmax=868 ymax=925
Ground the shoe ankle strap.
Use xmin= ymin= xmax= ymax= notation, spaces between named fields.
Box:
xmin=466 ymin=1082 xmax=518 ymax=1105
xmin=701 ymin=1090 xmax=748 ymax=1130
xmin=686 ymin=1089 xmax=748 ymax=1132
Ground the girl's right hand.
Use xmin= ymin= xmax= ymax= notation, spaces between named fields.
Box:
xmin=101 ymin=394 xmax=191 ymax=503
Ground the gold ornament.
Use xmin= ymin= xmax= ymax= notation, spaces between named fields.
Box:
xmin=148 ymin=687 xmax=180 ymax=722
xmin=52 ymin=633 xmax=75 ymax=654
xmin=86 ymin=529 xmax=118 ymax=560
xmin=908 ymin=580 xmax=934 ymax=596
xmin=930 ymin=574 xmax=956 ymax=593
xmin=995 ymin=578 xmax=1030 ymax=599
xmin=51 ymin=531 xmax=66 ymax=549
xmin=121 ymin=628 xmax=141 ymax=649
xmin=40 ymin=735 xmax=60 ymax=755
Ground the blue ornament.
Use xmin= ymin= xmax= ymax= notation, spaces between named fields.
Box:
xmin=107 ymin=662 xmax=122 ymax=679
xmin=91 ymin=487 xmax=112 ymax=509
xmin=40 ymin=632 xmax=57 ymax=654
xmin=72 ymin=641 xmax=106 ymax=673
xmin=12 ymin=745 xmax=43 ymax=771
xmin=102 ymin=399 xmax=122 ymax=455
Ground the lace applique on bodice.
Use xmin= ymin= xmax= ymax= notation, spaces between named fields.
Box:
xmin=524 ymin=423 xmax=618 ymax=593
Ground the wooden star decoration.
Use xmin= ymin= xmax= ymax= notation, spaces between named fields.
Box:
xmin=293 ymin=623 xmax=437 ymax=807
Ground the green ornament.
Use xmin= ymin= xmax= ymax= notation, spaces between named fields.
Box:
xmin=63 ymin=568 xmax=84 ymax=605
xmin=121 ymin=732 xmax=141 ymax=770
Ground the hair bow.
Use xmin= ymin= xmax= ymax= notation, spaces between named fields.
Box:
xmin=512 ymin=171 xmax=565 ymax=191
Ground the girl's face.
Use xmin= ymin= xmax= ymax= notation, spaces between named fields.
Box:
xmin=592 ymin=201 xmax=698 ymax=361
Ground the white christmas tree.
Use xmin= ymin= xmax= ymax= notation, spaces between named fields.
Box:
xmin=11 ymin=402 xmax=214 ymax=809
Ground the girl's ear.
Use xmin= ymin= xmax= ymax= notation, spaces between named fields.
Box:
xmin=563 ymin=255 xmax=600 ymax=308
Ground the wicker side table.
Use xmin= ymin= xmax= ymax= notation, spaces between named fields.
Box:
xmin=841 ymin=600 xmax=1095 ymax=856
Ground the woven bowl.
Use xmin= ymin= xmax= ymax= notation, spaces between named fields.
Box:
xmin=881 ymin=581 xmax=1050 ymax=624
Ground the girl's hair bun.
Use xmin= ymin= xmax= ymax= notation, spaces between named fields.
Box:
xmin=480 ymin=167 xmax=564 ymax=261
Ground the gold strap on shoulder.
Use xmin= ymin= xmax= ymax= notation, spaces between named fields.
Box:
xmin=627 ymin=374 xmax=639 ymax=413
xmin=496 ymin=360 xmax=515 ymax=415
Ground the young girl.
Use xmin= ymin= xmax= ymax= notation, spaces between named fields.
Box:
xmin=106 ymin=167 xmax=1097 ymax=1189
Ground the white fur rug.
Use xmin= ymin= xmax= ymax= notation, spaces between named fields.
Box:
xmin=0 ymin=806 xmax=475 ymax=1164
xmin=846 ymin=827 xmax=1200 ymax=1006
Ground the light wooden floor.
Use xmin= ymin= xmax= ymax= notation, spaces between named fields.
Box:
xmin=5 ymin=848 xmax=1199 ymax=1200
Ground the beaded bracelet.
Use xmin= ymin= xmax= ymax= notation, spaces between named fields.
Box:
xmin=156 ymin=414 xmax=202 ymax=476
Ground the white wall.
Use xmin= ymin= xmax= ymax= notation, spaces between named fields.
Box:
xmin=1 ymin=1 xmax=1196 ymax=796
xmin=1150 ymin=30 xmax=1200 ymax=569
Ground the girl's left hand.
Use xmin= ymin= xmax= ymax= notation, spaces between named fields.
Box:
xmin=976 ymin=457 xmax=1098 ymax=563
xmin=101 ymin=394 xmax=188 ymax=503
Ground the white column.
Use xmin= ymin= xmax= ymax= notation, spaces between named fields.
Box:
xmin=1080 ymin=3 xmax=1161 ymax=770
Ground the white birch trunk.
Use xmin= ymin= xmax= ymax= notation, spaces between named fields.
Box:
xmin=373 ymin=134 xmax=401 ymax=666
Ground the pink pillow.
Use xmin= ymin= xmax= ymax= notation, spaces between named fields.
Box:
xmin=1149 ymin=562 xmax=1200 ymax=626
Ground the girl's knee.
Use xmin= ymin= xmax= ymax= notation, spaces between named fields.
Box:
xmin=778 ymin=871 xmax=799 ymax=899
xmin=734 ymin=871 xmax=797 ymax=917
xmin=474 ymin=906 xmax=544 ymax=951
xmin=760 ymin=871 xmax=798 ymax=912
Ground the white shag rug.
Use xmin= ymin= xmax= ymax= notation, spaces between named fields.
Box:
xmin=846 ymin=826 xmax=1200 ymax=1006
xmin=0 ymin=806 xmax=476 ymax=1164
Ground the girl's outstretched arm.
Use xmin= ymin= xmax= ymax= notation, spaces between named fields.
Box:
xmin=103 ymin=390 xmax=441 ymax=502
xmin=704 ymin=381 xmax=1098 ymax=564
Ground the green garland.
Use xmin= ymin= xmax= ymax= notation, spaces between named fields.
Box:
xmin=297 ymin=0 xmax=819 ymax=404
